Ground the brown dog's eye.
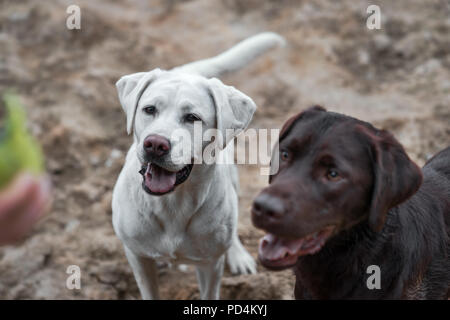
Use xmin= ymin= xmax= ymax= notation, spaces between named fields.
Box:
xmin=280 ymin=150 xmax=289 ymax=161
xmin=326 ymin=169 xmax=340 ymax=181
xmin=143 ymin=106 xmax=157 ymax=115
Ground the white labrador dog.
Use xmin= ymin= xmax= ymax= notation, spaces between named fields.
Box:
xmin=112 ymin=32 xmax=284 ymax=300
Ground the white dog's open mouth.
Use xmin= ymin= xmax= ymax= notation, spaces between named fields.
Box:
xmin=139 ymin=163 xmax=193 ymax=196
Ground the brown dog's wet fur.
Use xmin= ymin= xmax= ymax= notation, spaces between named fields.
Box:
xmin=252 ymin=106 xmax=450 ymax=299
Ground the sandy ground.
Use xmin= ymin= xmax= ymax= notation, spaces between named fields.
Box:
xmin=0 ymin=0 xmax=448 ymax=299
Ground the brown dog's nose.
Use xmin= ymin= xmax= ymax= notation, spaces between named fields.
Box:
xmin=144 ymin=135 xmax=171 ymax=157
xmin=252 ymin=193 xmax=285 ymax=219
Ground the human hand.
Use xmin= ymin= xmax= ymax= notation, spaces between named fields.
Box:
xmin=0 ymin=173 xmax=51 ymax=246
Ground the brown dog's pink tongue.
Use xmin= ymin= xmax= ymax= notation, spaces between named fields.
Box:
xmin=259 ymin=234 xmax=306 ymax=261
xmin=144 ymin=163 xmax=176 ymax=194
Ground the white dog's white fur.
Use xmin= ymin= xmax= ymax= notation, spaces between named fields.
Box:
xmin=112 ymin=32 xmax=284 ymax=300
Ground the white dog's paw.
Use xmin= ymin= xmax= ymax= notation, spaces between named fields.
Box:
xmin=226 ymin=244 xmax=257 ymax=275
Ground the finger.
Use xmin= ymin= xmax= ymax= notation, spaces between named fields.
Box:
xmin=0 ymin=173 xmax=39 ymax=217
xmin=0 ymin=176 xmax=51 ymax=245
xmin=28 ymin=176 xmax=52 ymax=222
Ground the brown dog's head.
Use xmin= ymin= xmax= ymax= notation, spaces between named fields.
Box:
xmin=251 ymin=106 xmax=422 ymax=270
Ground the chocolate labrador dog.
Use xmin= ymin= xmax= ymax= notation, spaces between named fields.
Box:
xmin=251 ymin=106 xmax=450 ymax=299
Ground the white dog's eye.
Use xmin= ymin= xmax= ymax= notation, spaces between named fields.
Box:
xmin=143 ymin=106 xmax=157 ymax=115
xmin=184 ymin=113 xmax=201 ymax=123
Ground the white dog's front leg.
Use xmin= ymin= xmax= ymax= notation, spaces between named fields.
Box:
xmin=124 ymin=247 xmax=160 ymax=300
xmin=195 ymin=255 xmax=225 ymax=300
xmin=226 ymin=232 xmax=257 ymax=275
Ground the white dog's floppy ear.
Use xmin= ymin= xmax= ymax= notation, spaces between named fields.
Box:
xmin=207 ymin=78 xmax=256 ymax=148
xmin=116 ymin=68 xmax=164 ymax=134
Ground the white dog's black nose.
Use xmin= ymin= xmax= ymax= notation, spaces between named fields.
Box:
xmin=144 ymin=135 xmax=171 ymax=157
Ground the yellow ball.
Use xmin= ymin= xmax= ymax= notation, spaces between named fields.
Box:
xmin=0 ymin=93 xmax=44 ymax=189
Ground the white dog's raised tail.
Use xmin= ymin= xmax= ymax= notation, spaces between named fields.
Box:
xmin=173 ymin=32 xmax=285 ymax=78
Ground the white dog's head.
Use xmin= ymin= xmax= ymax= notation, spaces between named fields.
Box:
xmin=116 ymin=68 xmax=256 ymax=196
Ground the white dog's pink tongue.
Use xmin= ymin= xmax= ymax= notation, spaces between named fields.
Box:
xmin=145 ymin=164 xmax=176 ymax=194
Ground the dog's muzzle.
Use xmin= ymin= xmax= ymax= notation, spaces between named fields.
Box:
xmin=139 ymin=162 xmax=193 ymax=196
xmin=139 ymin=134 xmax=194 ymax=196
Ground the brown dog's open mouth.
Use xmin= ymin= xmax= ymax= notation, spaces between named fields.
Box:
xmin=258 ymin=225 xmax=335 ymax=270
xmin=139 ymin=163 xmax=193 ymax=196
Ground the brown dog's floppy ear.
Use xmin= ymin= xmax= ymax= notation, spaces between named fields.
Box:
xmin=360 ymin=126 xmax=423 ymax=232
xmin=116 ymin=68 xmax=165 ymax=134
xmin=269 ymin=105 xmax=326 ymax=183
